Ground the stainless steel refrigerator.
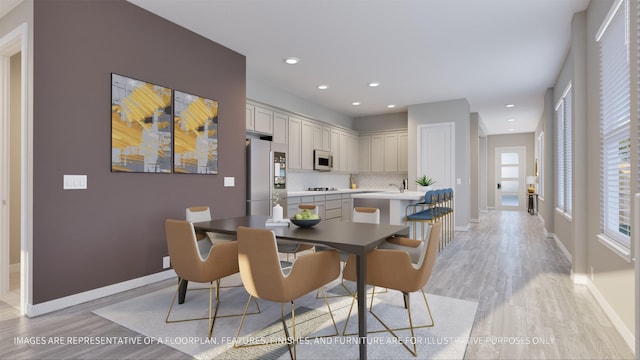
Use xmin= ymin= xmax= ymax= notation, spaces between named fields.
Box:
xmin=246 ymin=138 xmax=288 ymax=216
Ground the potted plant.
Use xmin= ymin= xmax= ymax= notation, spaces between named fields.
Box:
xmin=415 ymin=175 xmax=436 ymax=192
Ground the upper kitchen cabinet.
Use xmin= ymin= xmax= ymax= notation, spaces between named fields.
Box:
xmin=384 ymin=134 xmax=398 ymax=172
xmin=313 ymin=123 xmax=331 ymax=151
xmin=398 ymin=132 xmax=408 ymax=172
xmin=349 ymin=133 xmax=359 ymax=173
xmin=339 ymin=132 xmax=349 ymax=172
xmin=288 ymin=116 xmax=314 ymax=171
xmin=273 ymin=112 xmax=288 ymax=144
xmin=301 ymin=120 xmax=314 ymax=170
xmin=360 ymin=130 xmax=408 ymax=174
xmin=358 ymin=136 xmax=371 ymax=173
xmin=288 ymin=116 xmax=302 ymax=170
xmin=370 ymin=134 xmax=385 ymax=172
xmin=329 ymin=128 xmax=358 ymax=173
xmin=246 ymin=104 xmax=273 ymax=135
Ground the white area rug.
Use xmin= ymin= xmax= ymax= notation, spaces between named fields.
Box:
xmin=93 ymin=274 xmax=477 ymax=359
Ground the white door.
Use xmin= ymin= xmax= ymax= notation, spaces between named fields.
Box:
xmin=417 ymin=123 xmax=455 ymax=190
xmin=495 ymin=146 xmax=525 ymax=210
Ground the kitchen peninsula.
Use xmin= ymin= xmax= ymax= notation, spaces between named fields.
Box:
xmin=351 ymin=190 xmax=425 ymax=225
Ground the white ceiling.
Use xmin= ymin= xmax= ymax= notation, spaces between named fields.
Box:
xmin=0 ymin=0 xmax=23 ymax=19
xmin=128 ymin=0 xmax=590 ymax=135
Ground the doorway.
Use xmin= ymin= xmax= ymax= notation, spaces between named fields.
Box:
xmin=0 ymin=23 xmax=28 ymax=314
xmin=495 ymin=146 xmax=526 ymax=211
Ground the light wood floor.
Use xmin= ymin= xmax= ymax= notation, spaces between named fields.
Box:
xmin=0 ymin=210 xmax=635 ymax=359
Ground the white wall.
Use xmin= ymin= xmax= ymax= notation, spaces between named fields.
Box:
xmin=408 ymin=98 xmax=471 ymax=230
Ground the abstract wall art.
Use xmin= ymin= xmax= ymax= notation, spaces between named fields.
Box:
xmin=173 ymin=90 xmax=219 ymax=174
xmin=111 ymin=73 xmax=173 ymax=173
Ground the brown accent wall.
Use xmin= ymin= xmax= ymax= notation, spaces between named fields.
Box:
xmin=33 ymin=0 xmax=246 ymax=303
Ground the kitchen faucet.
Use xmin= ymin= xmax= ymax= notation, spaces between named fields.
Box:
xmin=389 ymin=183 xmax=405 ymax=193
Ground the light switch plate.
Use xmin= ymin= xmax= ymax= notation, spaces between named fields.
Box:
xmin=224 ymin=177 xmax=235 ymax=187
xmin=63 ymin=175 xmax=87 ymax=190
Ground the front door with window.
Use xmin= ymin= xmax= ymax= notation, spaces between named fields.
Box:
xmin=495 ymin=147 xmax=525 ymax=210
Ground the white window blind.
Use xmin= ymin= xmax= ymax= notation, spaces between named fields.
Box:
xmin=564 ymin=90 xmax=573 ymax=215
xmin=555 ymin=83 xmax=572 ymax=216
xmin=537 ymin=132 xmax=544 ymax=199
xmin=598 ymin=0 xmax=631 ymax=250
xmin=556 ymin=102 xmax=565 ymax=211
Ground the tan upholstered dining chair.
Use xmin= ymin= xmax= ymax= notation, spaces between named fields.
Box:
xmin=186 ymin=206 xmax=234 ymax=256
xmin=317 ymin=206 xmax=383 ymax=299
xmin=342 ymin=220 xmax=442 ymax=356
xmin=233 ymin=226 xmax=340 ymax=359
xmin=352 ymin=206 xmax=380 ymax=223
xmin=164 ymin=219 xmax=259 ymax=338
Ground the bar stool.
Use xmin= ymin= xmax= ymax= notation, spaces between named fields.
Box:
xmin=405 ymin=190 xmax=437 ymax=242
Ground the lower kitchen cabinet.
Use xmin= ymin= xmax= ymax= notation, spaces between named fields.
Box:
xmin=324 ymin=194 xmax=342 ymax=222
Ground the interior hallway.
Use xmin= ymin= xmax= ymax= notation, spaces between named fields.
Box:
xmin=0 ymin=210 xmax=635 ymax=359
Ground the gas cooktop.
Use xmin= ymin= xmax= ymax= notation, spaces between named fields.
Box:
xmin=307 ymin=187 xmax=338 ymax=191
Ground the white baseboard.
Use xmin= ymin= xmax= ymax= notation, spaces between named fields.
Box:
xmin=552 ymin=233 xmax=572 ymax=263
xmin=455 ymin=224 xmax=470 ymax=232
xmin=581 ymin=276 xmax=635 ymax=355
xmin=26 ymin=270 xmax=177 ymax=317
xmin=469 ymin=218 xmax=480 ymax=223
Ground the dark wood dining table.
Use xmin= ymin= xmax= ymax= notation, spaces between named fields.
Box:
xmin=192 ymin=215 xmax=408 ymax=360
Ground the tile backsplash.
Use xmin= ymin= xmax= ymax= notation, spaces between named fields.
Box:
xmin=287 ymin=172 xmax=408 ymax=191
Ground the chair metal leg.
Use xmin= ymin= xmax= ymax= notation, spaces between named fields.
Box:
xmin=167 ymin=278 xmax=259 ymax=339
xmin=341 ymin=291 xmax=358 ymax=336
xmin=235 ymin=288 xmax=336 ymax=358
xmin=344 ymin=288 xmax=435 ymax=356
xmin=281 ymin=302 xmax=295 ymax=359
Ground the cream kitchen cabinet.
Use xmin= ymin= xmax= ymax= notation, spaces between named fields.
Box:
xmin=358 ymin=136 xmax=371 ymax=173
xmin=384 ymin=134 xmax=398 ymax=172
xmin=360 ymin=130 xmax=408 ymax=174
xmin=371 ymin=135 xmax=385 ymax=172
xmin=288 ymin=117 xmax=302 ymax=170
xmin=313 ymin=124 xmax=331 ymax=151
xmin=398 ymin=132 xmax=408 ymax=172
xmin=349 ymin=133 xmax=359 ymax=173
xmin=328 ymin=128 xmax=357 ymax=173
xmin=324 ymin=194 xmax=342 ymax=222
xmin=288 ymin=116 xmax=314 ymax=171
xmin=245 ymin=104 xmax=273 ymax=135
xmin=301 ymin=120 xmax=314 ymax=170
xmin=342 ymin=193 xmax=353 ymax=221
xmin=273 ymin=112 xmax=288 ymax=144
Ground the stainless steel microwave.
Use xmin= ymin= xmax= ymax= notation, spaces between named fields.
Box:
xmin=313 ymin=150 xmax=333 ymax=171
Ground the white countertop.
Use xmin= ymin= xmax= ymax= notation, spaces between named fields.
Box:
xmin=287 ymin=188 xmax=384 ymax=197
xmin=350 ymin=190 xmax=425 ymax=201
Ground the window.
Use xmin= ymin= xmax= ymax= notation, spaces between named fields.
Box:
xmin=537 ymin=132 xmax=544 ymax=199
xmin=555 ymin=83 xmax=572 ymax=217
xmin=597 ymin=0 xmax=631 ymax=256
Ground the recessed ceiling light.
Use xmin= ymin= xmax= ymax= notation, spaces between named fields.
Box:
xmin=317 ymin=84 xmax=329 ymax=90
xmin=352 ymin=102 xmax=361 ymax=106
xmin=284 ymin=57 xmax=300 ymax=65
xmin=505 ymin=104 xmax=515 ymax=108
xmin=387 ymin=104 xmax=396 ymax=108
xmin=507 ymin=118 xmax=515 ymax=122
xmin=368 ymin=82 xmax=381 ymax=87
